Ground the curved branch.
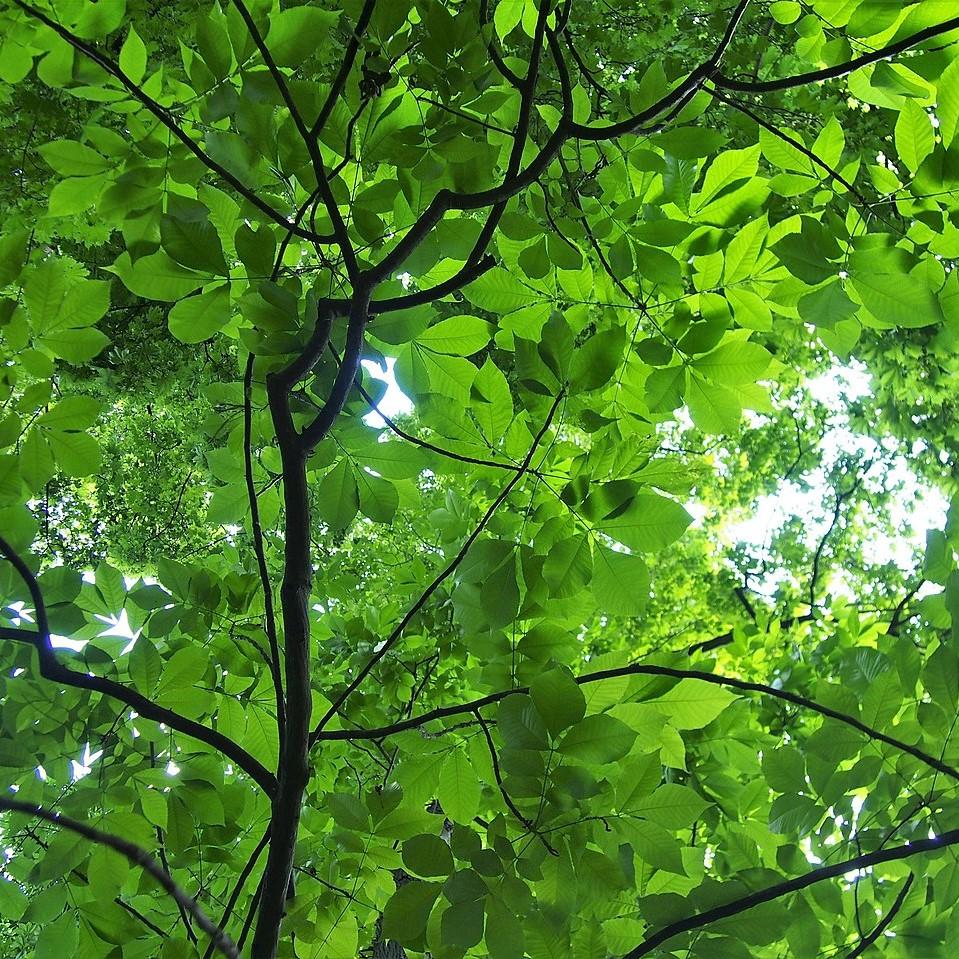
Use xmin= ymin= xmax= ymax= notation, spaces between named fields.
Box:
xmin=708 ymin=86 xmax=870 ymax=206
xmin=479 ymin=0 xmax=523 ymax=88
xmin=297 ymin=291 xmax=372 ymax=452
xmin=309 ymin=389 xmax=565 ymax=742
xmin=310 ymin=0 xmax=378 ymax=139
xmin=624 ymin=840 xmax=951 ymax=959
xmin=474 ymin=709 xmax=558 ymax=855
xmin=714 ymin=14 xmax=959 ymax=93
xmin=0 ymin=536 xmax=276 ymax=795
xmin=203 ymin=825 xmax=271 ymax=959
xmin=318 ymin=253 xmax=496 ymax=316
xmin=243 ymin=354 xmax=286 ymax=754
xmin=311 ymin=659 xmax=959 ymax=783
xmin=229 ymin=0 xmax=358 ymax=280
xmin=567 ymin=0 xmax=752 ymax=140
xmin=0 ymin=797 xmax=238 ymax=959
xmin=338 ymin=345 xmax=523 ymax=472
xmin=12 ymin=1 xmax=334 ymax=246
xmin=846 ymin=873 xmax=915 ymax=959
xmin=366 ymin=0 xmax=751 ymax=282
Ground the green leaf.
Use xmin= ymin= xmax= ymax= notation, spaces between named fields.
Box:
xmin=129 ymin=638 xmax=162 ymax=694
xmin=772 ymin=218 xmax=838 ymax=285
xmin=356 ymin=469 xmax=399 ymax=524
xmin=471 ymin=358 xmax=513 ymax=442
xmin=570 ymin=328 xmax=627 ymax=391
xmin=157 ymin=647 xmax=206 ymax=697
xmin=34 ymin=911 xmax=78 ymax=958
xmin=633 ymin=784 xmax=710 ymax=830
xmin=19 ymin=431 xmax=55 ymax=493
xmin=110 ymin=251 xmax=206 ymax=302
xmin=851 ymin=272 xmax=942 ymax=329
xmin=382 ymin=881 xmax=441 ymax=943
xmin=494 ymin=0 xmax=526 ymax=40
xmin=41 ymin=327 xmax=111 ymax=363
xmin=648 ymin=680 xmax=737 ymax=730
xmin=696 ymin=145 xmax=760 ymax=207
xmin=938 ymin=57 xmax=959 ymax=149
xmin=531 ymin=667 xmax=586 ymax=736
xmin=266 ymin=6 xmax=338 ymax=67
xmin=38 ymin=140 xmax=110 ymax=177
xmin=160 ymin=215 xmax=229 ymax=276
xmin=558 ymin=714 xmax=636 ymax=764
xmin=168 ymin=285 xmax=232 ymax=343
xmin=686 ymin=373 xmax=742 ymax=434
xmin=0 ymin=230 xmax=29 ymax=286
xmin=402 ymin=834 xmax=454 ymax=878
xmin=895 ymin=100 xmax=935 ymax=174
xmin=591 ymin=546 xmax=649 ymax=616
xmin=24 ymin=260 xmax=69 ymax=331
xmin=119 ymin=27 xmax=147 ymax=83
xmin=37 ymin=396 xmax=102 ymax=430
xmin=416 ymin=315 xmax=493 ymax=356
xmin=723 ymin=215 xmax=767 ymax=283
xmin=75 ymin=0 xmax=126 ymax=39
xmin=487 ymin=899 xmax=525 ymax=959
xmin=692 ymin=339 xmax=772 ymax=385
xmin=497 ymin=694 xmax=548 ymax=750
xmin=769 ymin=794 xmax=822 ymax=835
xmin=542 ymin=534 xmax=592 ymax=598
xmin=438 ymin=749 xmax=482 ymax=823
xmin=46 ymin=430 xmax=101 ymax=477
xmin=442 ymin=899 xmax=486 ymax=948
xmin=95 ymin=562 xmax=126 ymax=613
xmin=596 ymin=493 xmax=692 ymax=552
xmin=316 ymin=460 xmax=359 ymax=531
xmin=0 ymin=875 xmax=28 ymax=920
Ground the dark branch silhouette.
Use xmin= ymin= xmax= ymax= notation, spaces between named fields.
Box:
xmin=623 ymin=837 xmax=951 ymax=959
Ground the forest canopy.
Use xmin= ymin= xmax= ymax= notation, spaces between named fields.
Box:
xmin=0 ymin=1 xmax=958 ymax=958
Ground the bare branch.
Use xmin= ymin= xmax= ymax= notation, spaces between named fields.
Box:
xmin=310 ymin=0 xmax=378 ymax=139
xmin=229 ymin=0 xmax=359 ymax=281
xmin=474 ymin=709 xmax=558 ymax=856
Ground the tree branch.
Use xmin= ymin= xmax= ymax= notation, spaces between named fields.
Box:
xmin=474 ymin=709 xmax=558 ymax=856
xmin=298 ymin=290 xmax=372 ymax=452
xmin=845 ymin=873 xmax=914 ymax=959
xmin=310 ymin=389 xmax=566 ymax=742
xmin=11 ymin=1 xmax=334 ymax=246
xmin=0 ymin=536 xmax=276 ymax=795
xmin=310 ymin=0 xmax=378 ymax=139
xmin=0 ymin=797 xmax=238 ymax=959
xmin=244 ymin=353 xmax=287 ymax=757
xmin=318 ymin=252 xmax=496 ymax=316
xmin=203 ymin=826 xmax=271 ymax=959
xmin=623 ymin=840 xmax=950 ymax=959
xmin=708 ymin=85 xmax=871 ymax=206
xmin=341 ymin=347 xmax=524 ymax=472
xmin=366 ymin=0 xmax=751 ymax=282
xmin=311 ymin=659 xmax=959 ymax=783
xmin=566 ymin=0 xmax=752 ymax=140
xmin=714 ymin=15 xmax=959 ymax=93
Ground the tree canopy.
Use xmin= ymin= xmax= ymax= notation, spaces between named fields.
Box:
xmin=0 ymin=1 xmax=958 ymax=958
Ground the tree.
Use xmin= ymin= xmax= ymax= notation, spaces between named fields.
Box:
xmin=0 ymin=1 xmax=958 ymax=957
